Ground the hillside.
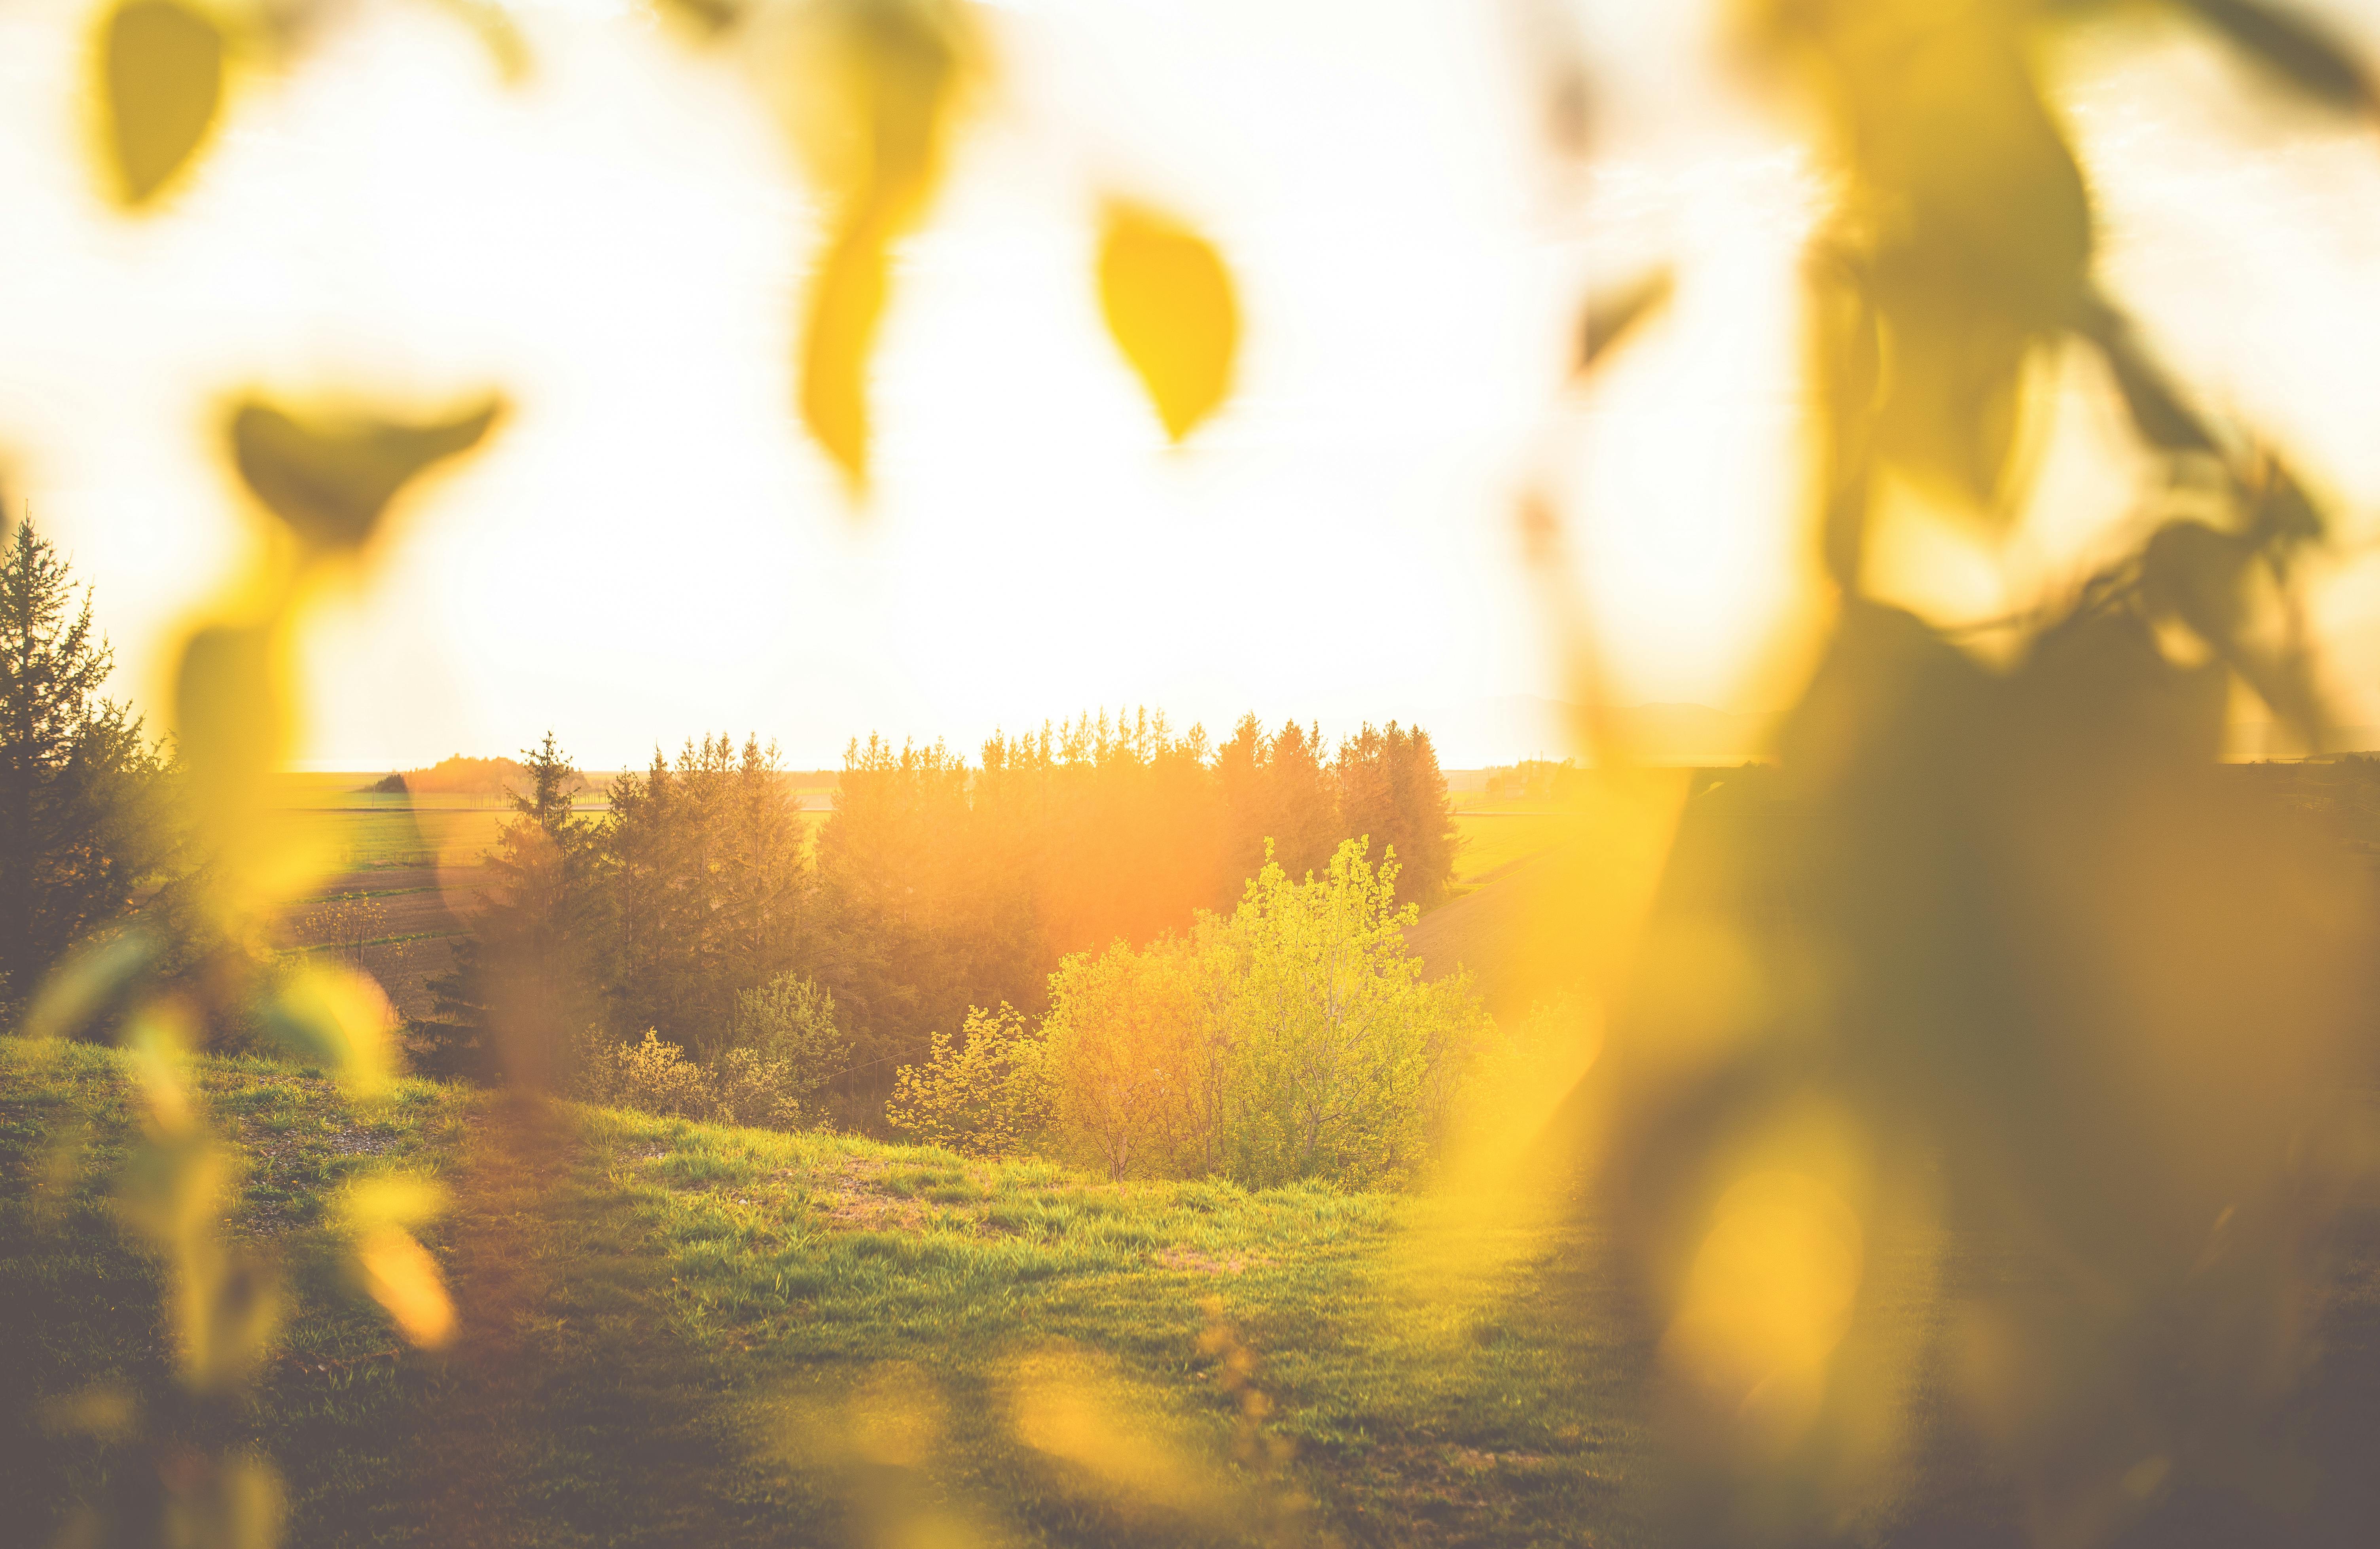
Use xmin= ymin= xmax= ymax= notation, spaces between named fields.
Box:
xmin=0 ymin=1043 xmax=1653 ymax=1548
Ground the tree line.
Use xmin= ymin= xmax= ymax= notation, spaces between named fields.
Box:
xmin=427 ymin=709 xmax=1458 ymax=1125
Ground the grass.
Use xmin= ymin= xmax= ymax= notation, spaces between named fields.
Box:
xmin=1448 ymin=800 xmax=1581 ymax=894
xmin=1 ymin=1043 xmax=1656 ymax=1548
xmin=18 ymin=1043 xmax=2369 ymax=1546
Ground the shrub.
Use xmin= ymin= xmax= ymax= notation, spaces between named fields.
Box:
xmin=713 ymin=1046 xmax=807 ymax=1130
xmin=884 ymin=1003 xmax=1049 ymax=1158
xmin=726 ymin=973 xmax=847 ymax=1102
xmin=572 ymin=1028 xmax=717 ymax=1119
xmin=1042 ymin=934 xmax=1226 ymax=1180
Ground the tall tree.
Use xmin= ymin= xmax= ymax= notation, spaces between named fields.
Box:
xmin=0 ymin=519 xmax=174 ymax=1011
xmin=599 ymin=733 xmax=812 ymax=1056
xmin=425 ymin=732 xmax=597 ymax=1085
xmin=1337 ymin=721 xmax=1457 ymax=909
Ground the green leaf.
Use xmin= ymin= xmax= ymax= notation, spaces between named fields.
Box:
xmin=2179 ymin=0 xmax=2375 ymax=113
xmin=1576 ymin=268 xmax=1673 ymax=375
xmin=229 ymin=398 xmax=502 ymax=553
xmin=99 ymin=0 xmax=224 ymax=209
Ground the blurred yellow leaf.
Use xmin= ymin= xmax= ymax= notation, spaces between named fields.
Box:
xmin=119 ymin=1135 xmax=284 ymax=1391
xmin=334 ymin=1173 xmax=453 ymax=1344
xmin=260 ymin=962 xmax=398 ymax=1096
xmin=356 ymin=1228 xmax=455 ymax=1348
xmin=19 ymin=928 xmax=161 ymax=1042
xmin=174 ymin=617 xmax=311 ymax=911
xmin=659 ymin=0 xmax=744 ymax=36
xmin=163 ymin=1451 xmax=287 ymax=1549
xmin=229 ymin=397 xmax=503 ymax=554
xmin=98 ymin=0 xmax=223 ymax=209
xmin=787 ymin=0 xmax=976 ymax=490
xmin=786 ymin=0 xmax=973 ymax=209
xmin=800 ymin=216 xmax=891 ymax=491
xmin=334 ymin=1170 xmax=450 ymax=1236
xmin=1663 ymin=1170 xmax=1864 ymax=1450
xmin=1098 ymin=205 xmax=1239 ymax=442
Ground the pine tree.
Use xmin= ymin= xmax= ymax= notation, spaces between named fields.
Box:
xmin=0 ymin=519 xmax=174 ymax=1011
xmin=1337 ymin=721 xmax=1457 ymax=909
xmin=424 ymin=732 xmax=596 ymax=1084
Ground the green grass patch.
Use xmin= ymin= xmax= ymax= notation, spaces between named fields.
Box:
xmin=0 ymin=1041 xmax=1662 ymax=1545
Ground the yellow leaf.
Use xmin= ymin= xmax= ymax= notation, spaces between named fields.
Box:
xmin=1098 ymin=204 xmax=1239 ymax=442
xmin=260 ymin=962 xmax=398 ymax=1096
xmin=357 ymin=1229 xmax=455 ymax=1348
xmin=99 ymin=0 xmax=223 ymax=209
xmin=786 ymin=1 xmax=978 ymax=490
xmin=229 ymin=397 xmax=503 ymax=554
xmin=799 ymin=215 xmax=891 ymax=491
xmin=174 ymin=617 xmax=320 ymax=912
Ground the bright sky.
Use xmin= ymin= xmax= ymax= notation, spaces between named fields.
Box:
xmin=1 ymin=0 xmax=2376 ymax=770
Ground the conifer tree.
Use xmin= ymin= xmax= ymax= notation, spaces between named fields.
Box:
xmin=0 ymin=519 xmax=174 ymax=1011
xmin=425 ymin=732 xmax=596 ymax=1083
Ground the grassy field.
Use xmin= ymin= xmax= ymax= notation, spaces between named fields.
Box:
xmin=1448 ymin=805 xmax=1574 ymax=892
xmin=0 ymin=1043 xmax=1655 ymax=1548
xmin=9 ymin=1043 xmax=2380 ymax=1546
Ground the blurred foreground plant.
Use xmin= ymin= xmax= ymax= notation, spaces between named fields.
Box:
xmin=19 ymin=392 xmax=501 ymax=1546
xmin=1509 ymin=3 xmax=2380 ymax=1544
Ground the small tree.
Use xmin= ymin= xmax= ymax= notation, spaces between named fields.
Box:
xmin=1043 ymin=937 xmax=1209 ymax=1180
xmin=883 ymin=1003 xmax=1049 ymax=1158
xmin=728 ymin=971 xmax=847 ymax=1103
xmin=1218 ymin=837 xmax=1479 ymax=1188
xmin=308 ymin=891 xmax=386 ymax=970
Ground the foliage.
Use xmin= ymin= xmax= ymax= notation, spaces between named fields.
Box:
xmin=569 ymin=1026 xmax=813 ymax=1131
xmin=301 ymin=892 xmax=385 ymax=971
xmin=571 ymin=1028 xmax=719 ymax=1121
xmin=1334 ymin=721 xmax=1459 ymax=910
xmin=727 ymin=971 xmax=849 ymax=1102
xmin=0 ymin=521 xmax=182 ymax=1015
xmin=394 ymin=753 xmax=527 ymax=799
xmin=1522 ymin=4 xmax=2380 ymax=1543
xmin=423 ymin=733 xmax=599 ymax=1087
xmin=600 ymin=734 xmax=811 ymax=1059
xmin=1041 ymin=935 xmax=1223 ymax=1181
xmin=1212 ymin=840 xmax=1488 ymax=1190
xmin=883 ymin=1003 xmax=1050 ymax=1158
xmin=1038 ymin=840 xmax=1491 ymax=1189
xmin=813 ymin=709 xmax=1457 ymax=1110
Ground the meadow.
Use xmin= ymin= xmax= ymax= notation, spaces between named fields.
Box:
xmin=9 ymin=1043 xmax=2379 ymax=1545
xmin=0 ymin=1041 xmax=1656 ymax=1548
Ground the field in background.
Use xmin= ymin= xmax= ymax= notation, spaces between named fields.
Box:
xmin=1448 ymin=799 xmax=1573 ymax=895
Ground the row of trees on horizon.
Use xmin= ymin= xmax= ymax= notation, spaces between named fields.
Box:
xmin=428 ymin=709 xmax=1459 ymax=1121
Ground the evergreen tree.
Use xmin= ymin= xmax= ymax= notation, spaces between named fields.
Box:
xmin=598 ymin=733 xmax=812 ymax=1056
xmin=424 ymin=732 xmax=596 ymax=1084
xmin=1336 ymin=721 xmax=1457 ymax=909
xmin=0 ymin=519 xmax=175 ymax=1012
